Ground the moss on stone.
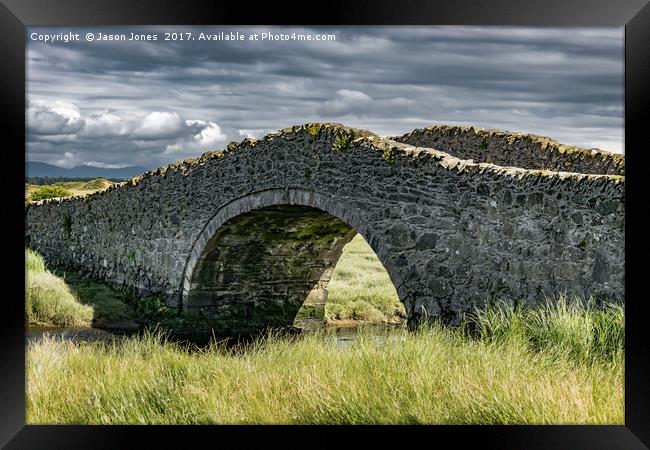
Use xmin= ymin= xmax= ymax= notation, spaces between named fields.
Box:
xmin=294 ymin=303 xmax=325 ymax=321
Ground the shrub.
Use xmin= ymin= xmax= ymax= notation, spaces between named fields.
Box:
xmin=382 ymin=145 xmax=396 ymax=164
xmin=307 ymin=123 xmax=320 ymax=140
xmin=331 ymin=132 xmax=353 ymax=152
xmin=29 ymin=185 xmax=72 ymax=202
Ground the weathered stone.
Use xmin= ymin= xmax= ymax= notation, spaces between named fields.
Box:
xmin=25 ymin=122 xmax=625 ymax=335
xmin=416 ymin=232 xmax=438 ymax=250
xmin=528 ymin=192 xmax=544 ymax=206
xmin=592 ymin=251 xmax=610 ymax=283
xmin=387 ymin=224 xmax=415 ymax=248
xmin=429 ymin=278 xmax=452 ymax=299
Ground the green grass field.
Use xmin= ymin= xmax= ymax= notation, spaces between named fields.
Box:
xmin=325 ymin=234 xmax=405 ymax=323
xmin=26 ymin=299 xmax=623 ymax=424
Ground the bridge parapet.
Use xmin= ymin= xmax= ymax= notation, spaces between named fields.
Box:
xmin=392 ymin=125 xmax=624 ymax=176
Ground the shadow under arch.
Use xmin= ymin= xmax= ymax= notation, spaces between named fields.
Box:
xmin=179 ymin=188 xmax=406 ymax=334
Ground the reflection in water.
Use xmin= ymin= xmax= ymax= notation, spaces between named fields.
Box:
xmin=26 ymin=323 xmax=406 ymax=349
xmin=324 ymin=323 xmax=406 ymax=348
xmin=25 ymin=326 xmax=118 ymax=346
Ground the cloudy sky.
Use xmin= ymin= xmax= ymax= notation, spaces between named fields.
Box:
xmin=27 ymin=26 xmax=624 ymax=170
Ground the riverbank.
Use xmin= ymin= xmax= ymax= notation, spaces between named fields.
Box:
xmin=26 ymin=248 xmax=141 ymax=332
xmin=26 ymin=233 xmax=406 ymax=332
xmin=26 ymin=300 xmax=624 ymax=424
xmin=26 ymin=248 xmax=94 ymax=327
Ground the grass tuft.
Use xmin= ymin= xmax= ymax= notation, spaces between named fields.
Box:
xmin=466 ymin=295 xmax=624 ymax=364
xmin=26 ymin=248 xmax=46 ymax=274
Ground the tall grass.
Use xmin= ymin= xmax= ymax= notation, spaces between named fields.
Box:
xmin=468 ymin=295 xmax=624 ymax=364
xmin=26 ymin=248 xmax=46 ymax=274
xmin=26 ymin=299 xmax=624 ymax=425
xmin=326 ymin=234 xmax=405 ymax=323
xmin=26 ymin=248 xmax=93 ymax=327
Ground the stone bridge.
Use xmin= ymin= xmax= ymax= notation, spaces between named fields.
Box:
xmin=25 ymin=123 xmax=625 ymax=334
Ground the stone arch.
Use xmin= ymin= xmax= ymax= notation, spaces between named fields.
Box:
xmin=179 ymin=188 xmax=406 ymax=333
xmin=25 ymin=123 xmax=625 ymax=335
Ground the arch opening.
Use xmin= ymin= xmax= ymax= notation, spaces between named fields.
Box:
xmin=183 ymin=203 xmax=401 ymax=334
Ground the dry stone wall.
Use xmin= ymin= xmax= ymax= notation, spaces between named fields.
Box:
xmin=25 ymin=123 xmax=625 ymax=333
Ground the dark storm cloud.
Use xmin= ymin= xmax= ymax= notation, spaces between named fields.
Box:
xmin=26 ymin=26 xmax=623 ymax=169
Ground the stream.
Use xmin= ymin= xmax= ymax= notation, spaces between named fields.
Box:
xmin=25 ymin=322 xmax=406 ymax=349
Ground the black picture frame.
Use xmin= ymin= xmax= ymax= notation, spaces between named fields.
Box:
xmin=2 ymin=0 xmax=648 ymax=448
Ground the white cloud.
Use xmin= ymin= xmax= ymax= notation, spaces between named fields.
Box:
xmin=52 ymin=151 xmax=78 ymax=168
xmin=28 ymin=100 xmax=84 ymax=135
xmin=26 ymin=99 xmax=232 ymax=167
xmin=82 ymin=112 xmax=131 ymax=137
xmin=186 ymin=120 xmax=227 ymax=148
xmin=133 ymin=111 xmax=185 ymax=140
xmin=163 ymin=120 xmax=228 ymax=156
xmin=238 ymin=129 xmax=274 ymax=139
xmin=84 ymin=161 xmax=132 ymax=169
xmin=317 ymin=89 xmax=373 ymax=117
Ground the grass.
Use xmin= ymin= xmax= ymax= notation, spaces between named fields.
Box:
xmin=26 ymin=298 xmax=624 ymax=424
xmin=53 ymin=271 xmax=136 ymax=328
xmin=26 ymin=249 xmax=93 ymax=327
xmin=470 ymin=296 xmax=624 ymax=364
xmin=325 ymin=234 xmax=405 ymax=324
xmin=24 ymin=244 xmax=623 ymax=425
xmin=26 ymin=248 xmax=134 ymax=328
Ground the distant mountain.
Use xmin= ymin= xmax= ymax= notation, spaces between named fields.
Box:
xmin=26 ymin=162 xmax=150 ymax=179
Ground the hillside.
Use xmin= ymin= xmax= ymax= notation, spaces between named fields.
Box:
xmin=26 ymin=178 xmax=118 ymax=201
xmin=26 ymin=161 xmax=148 ymax=179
